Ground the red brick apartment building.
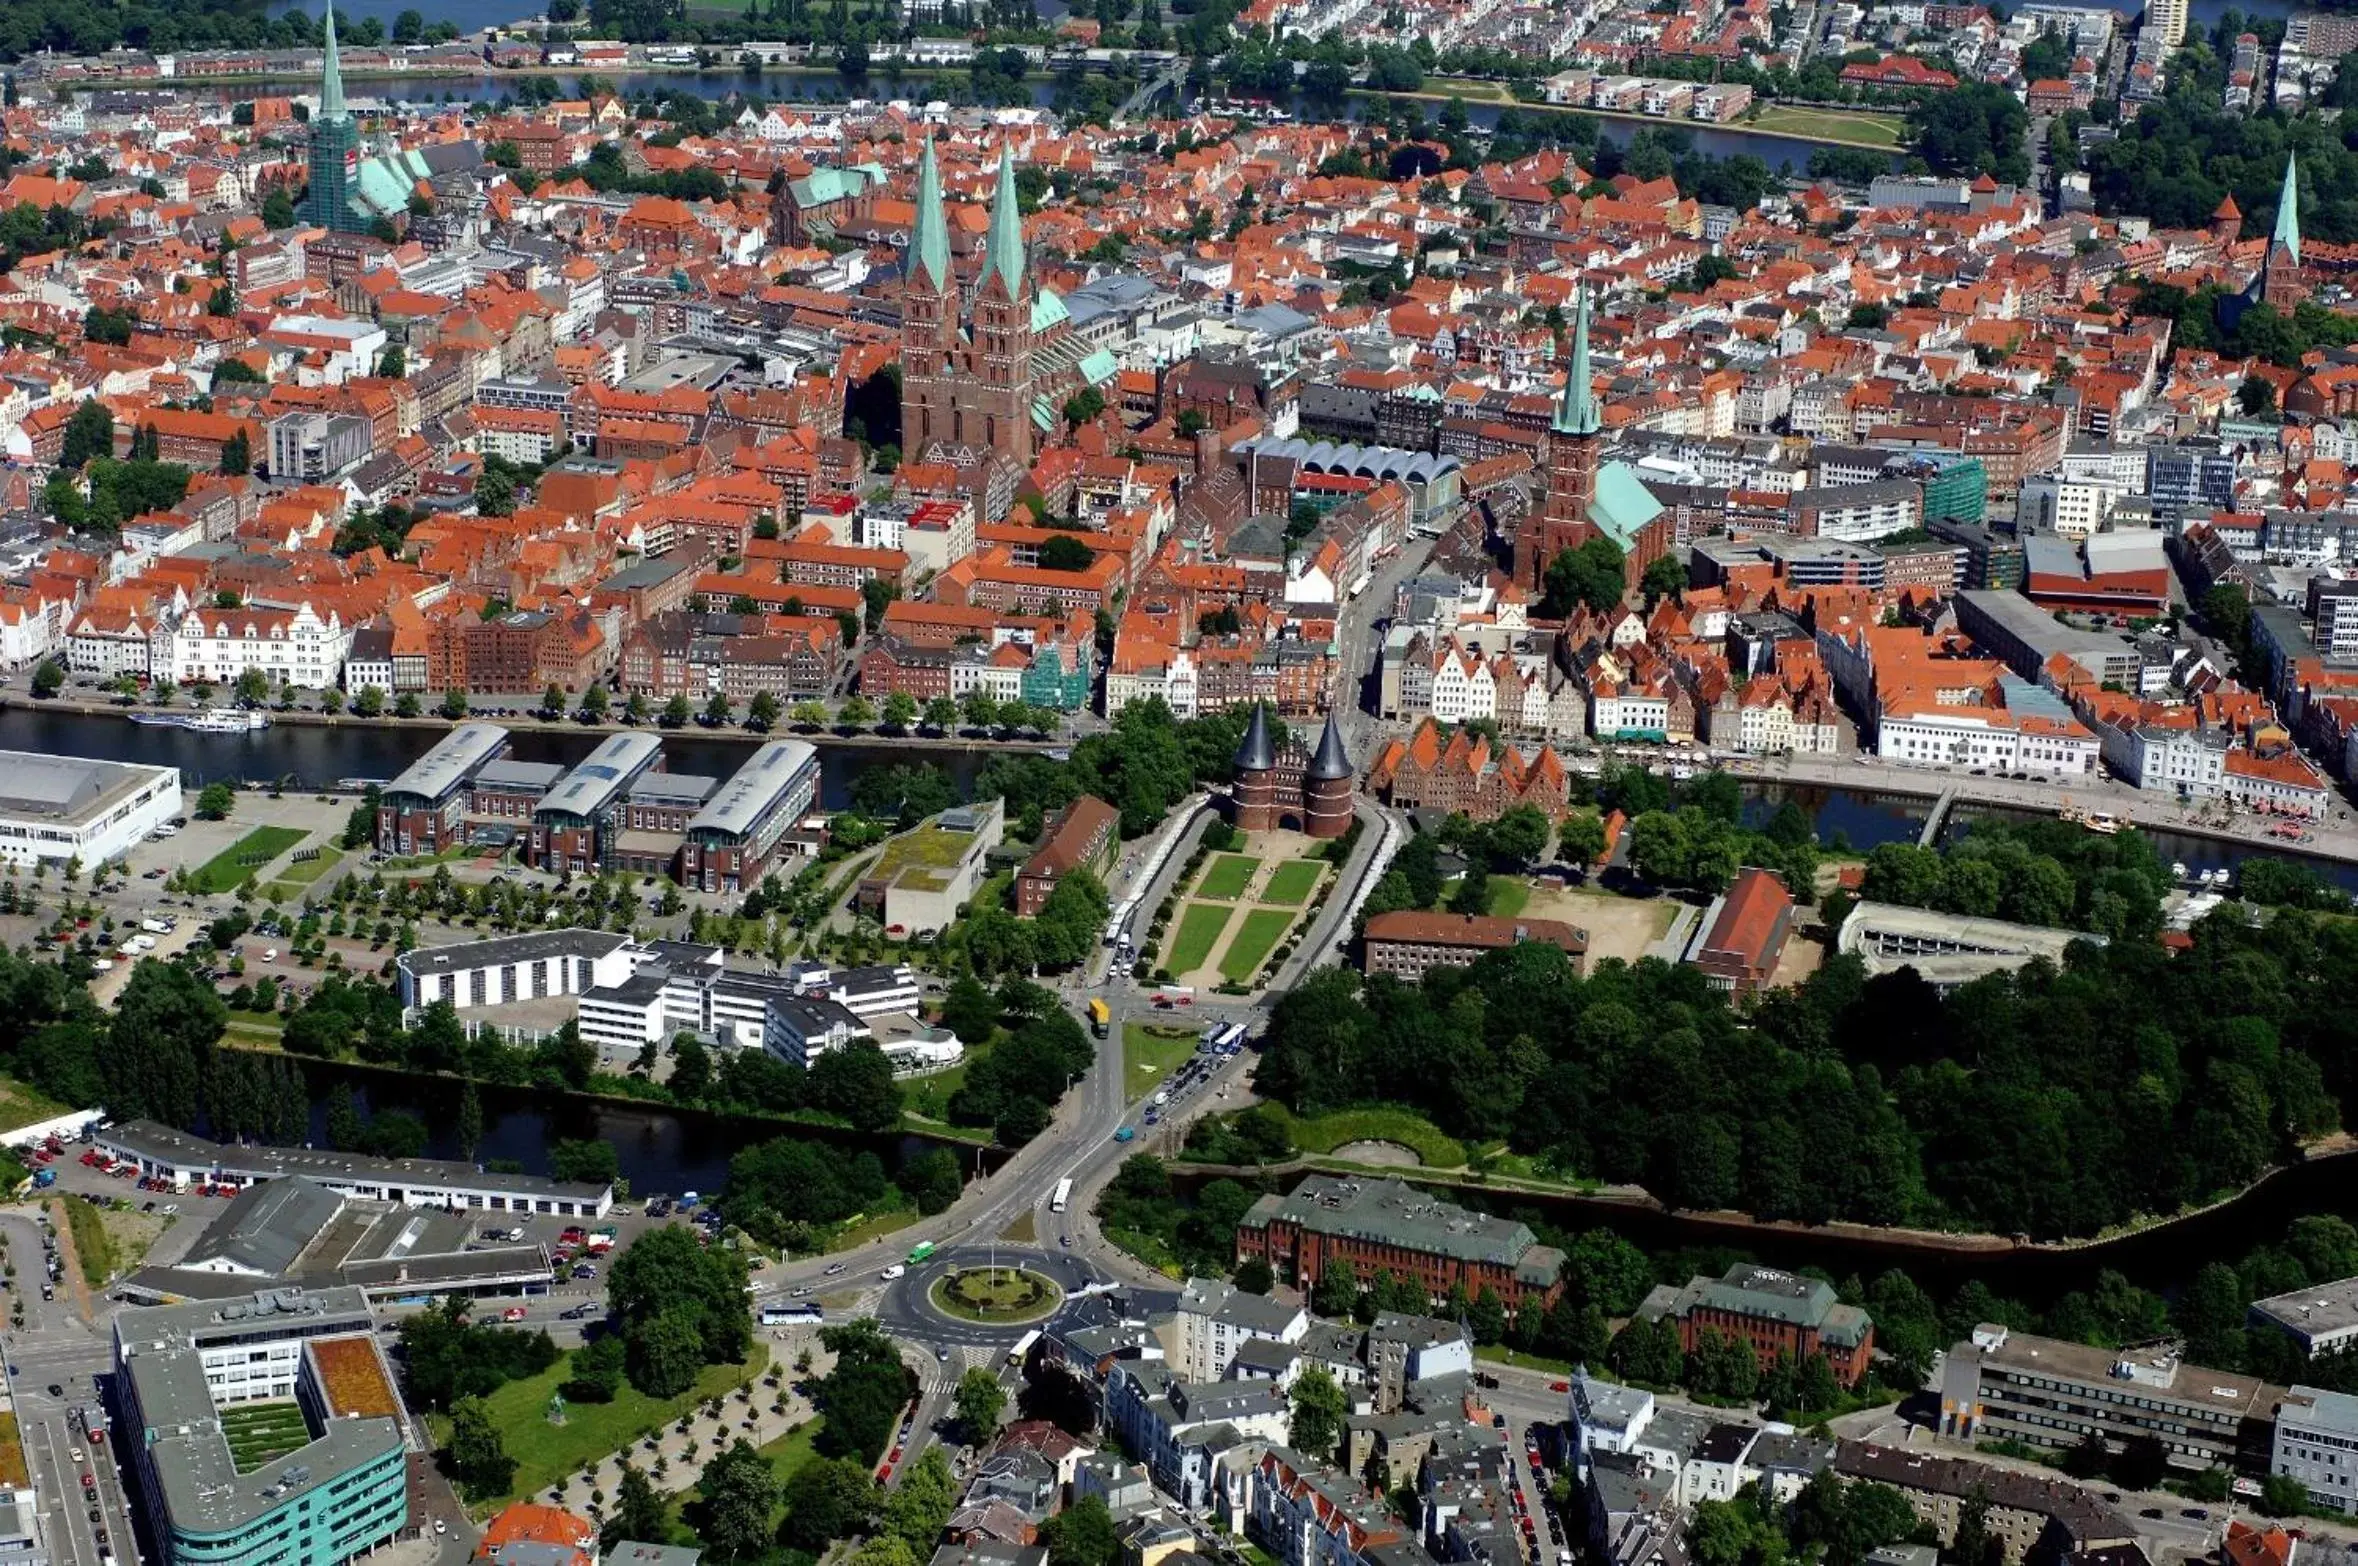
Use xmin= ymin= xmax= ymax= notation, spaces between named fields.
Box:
xmin=1361 ymin=911 xmax=1587 ymax=982
xmin=1640 ymin=1264 xmax=1876 ymax=1384
xmin=1235 ymin=1175 xmax=1566 ymax=1312
xmin=1013 ymin=795 xmax=1119 ymax=917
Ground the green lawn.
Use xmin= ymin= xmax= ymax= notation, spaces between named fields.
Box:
xmin=1268 ymin=1103 xmax=1469 ymax=1169
xmin=1124 ymin=1021 xmax=1200 ymax=1102
xmin=0 ymin=1074 xmax=70 ymax=1133
xmin=1196 ymin=854 xmax=1259 ymax=900
xmin=1260 ymin=860 xmax=1324 ymax=906
xmin=1748 ymin=102 xmax=1908 ymax=147
xmin=444 ymin=1343 xmax=770 ymax=1507
xmin=1165 ymin=903 xmax=1231 ymax=975
xmin=189 ymin=826 xmax=308 ymax=893
xmin=1218 ymin=908 xmax=1295 ymax=985
xmin=1487 ymin=878 xmax=1531 ymax=918
xmin=273 ymin=847 xmax=342 ymax=888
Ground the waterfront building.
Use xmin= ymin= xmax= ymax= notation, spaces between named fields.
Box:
xmin=678 ymin=738 xmax=820 ymax=893
xmin=1234 ymin=1175 xmax=1566 ymax=1312
xmin=1638 ymin=1265 xmax=1875 ymax=1385
xmin=0 ymin=750 xmax=180 ymax=868
xmin=376 ymin=722 xmax=512 ymax=855
xmin=1936 ymin=1324 xmax=2278 ymax=1471
xmin=2251 ymin=1276 xmax=2358 ymax=1358
xmin=529 ymin=731 xmax=666 ymax=873
xmin=95 ymin=1120 xmax=615 ymax=1218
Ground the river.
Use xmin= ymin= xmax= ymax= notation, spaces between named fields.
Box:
xmin=263 ymin=1057 xmax=1008 ymax=1195
xmin=13 ymin=704 xmax=2349 ymax=886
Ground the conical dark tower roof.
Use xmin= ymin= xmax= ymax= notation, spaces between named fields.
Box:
xmin=1306 ymin=712 xmax=1353 ymax=781
xmin=1233 ymin=704 xmax=1277 ymax=771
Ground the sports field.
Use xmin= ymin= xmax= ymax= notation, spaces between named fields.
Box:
xmin=1748 ymin=103 xmax=1908 ymax=147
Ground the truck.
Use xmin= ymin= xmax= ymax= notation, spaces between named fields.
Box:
xmin=1087 ymin=998 xmax=1110 ymax=1039
xmin=79 ymin=1405 xmax=105 ymax=1442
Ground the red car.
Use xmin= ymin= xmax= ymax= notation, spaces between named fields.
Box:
xmin=501 ymin=1306 xmax=528 ymax=1322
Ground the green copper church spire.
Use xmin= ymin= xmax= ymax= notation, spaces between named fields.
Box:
xmin=977 ymin=145 xmax=1026 ymax=301
xmin=910 ymin=135 xmax=950 ymax=292
xmin=2273 ymin=152 xmax=2301 ymax=268
xmin=319 ymin=1 xmax=346 ymax=122
xmin=1554 ymin=283 xmax=1599 ymax=437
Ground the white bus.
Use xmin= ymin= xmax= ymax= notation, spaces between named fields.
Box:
xmin=1007 ymin=1328 xmax=1041 ymax=1367
xmin=1203 ymin=1022 xmax=1245 ymax=1053
xmin=759 ymin=1302 xmax=821 ymax=1326
xmin=1051 ymin=1178 xmax=1072 ymax=1214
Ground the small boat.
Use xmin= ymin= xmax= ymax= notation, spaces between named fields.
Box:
xmin=2172 ymin=861 xmax=2189 ymax=881
xmin=2081 ymin=811 xmax=2120 ymax=835
xmin=127 ymin=705 xmax=270 ymax=734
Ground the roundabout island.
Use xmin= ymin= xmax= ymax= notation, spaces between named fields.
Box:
xmin=927 ymin=1264 xmax=1066 ymax=1325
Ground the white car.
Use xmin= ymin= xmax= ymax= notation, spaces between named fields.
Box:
xmin=260 ymin=948 xmax=278 ymax=963
xmin=880 ymin=1264 xmax=906 ymax=1281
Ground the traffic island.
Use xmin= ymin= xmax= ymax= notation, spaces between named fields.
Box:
xmin=927 ymin=1265 xmax=1064 ymax=1324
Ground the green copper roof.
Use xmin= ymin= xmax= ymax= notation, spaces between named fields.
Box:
xmin=1031 ymin=288 xmax=1069 ymax=331
xmin=910 ymin=137 xmax=950 ymax=293
xmin=1587 ymin=460 xmax=1664 ymax=548
xmin=319 ymin=1 xmax=347 ymax=122
xmin=1554 ymin=283 xmax=1599 ymax=437
xmin=1078 ymin=345 xmax=1119 ymax=386
xmin=978 ymin=146 xmax=1026 ymax=301
xmin=2273 ymin=153 xmax=2300 ymax=267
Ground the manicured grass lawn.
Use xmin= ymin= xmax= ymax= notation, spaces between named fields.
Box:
xmin=189 ymin=826 xmax=307 ymax=893
xmin=1196 ymin=854 xmax=1259 ymax=900
xmin=450 ymin=1343 xmax=770 ymax=1507
xmin=1748 ymin=102 xmax=1908 ymax=146
xmin=1165 ymin=903 xmax=1231 ymax=975
xmin=1487 ymin=878 xmax=1532 ymax=918
xmin=1260 ymin=860 xmax=1324 ymax=906
xmin=826 ymin=1209 xmax=920 ymax=1253
xmin=1268 ymin=1103 xmax=1470 ymax=1169
xmin=1218 ymin=908 xmax=1295 ymax=984
xmin=273 ymin=847 xmax=342 ymax=888
xmin=220 ymin=1402 xmax=313 ymax=1473
xmin=0 ymin=1074 xmax=70 ymax=1133
xmin=1124 ymin=1021 xmax=1200 ymax=1102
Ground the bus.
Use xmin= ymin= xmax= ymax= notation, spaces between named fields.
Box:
xmin=1051 ymin=1178 xmax=1072 ymax=1214
xmin=907 ymin=1240 xmax=937 ymax=1266
xmin=1087 ymin=998 xmax=1110 ymax=1039
xmin=759 ymin=1302 xmax=822 ymax=1326
xmin=1203 ymin=1021 xmax=1245 ymax=1053
xmin=1007 ymin=1328 xmax=1041 ymax=1367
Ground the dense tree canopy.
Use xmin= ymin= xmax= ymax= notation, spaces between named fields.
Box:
xmin=1259 ymin=891 xmax=2355 ymax=1237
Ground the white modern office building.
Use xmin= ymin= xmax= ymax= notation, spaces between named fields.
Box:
xmin=2275 ymin=1385 xmax=2358 ymax=1515
xmin=0 ymin=751 xmax=181 ymax=868
xmin=396 ymin=928 xmax=639 ymax=1011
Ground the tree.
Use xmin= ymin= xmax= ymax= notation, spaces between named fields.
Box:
xmin=195 ymin=782 xmax=235 ymax=820
xmin=883 ymin=690 xmax=919 ymax=730
xmin=440 ymin=690 xmax=469 ymax=720
xmin=29 ymin=660 xmax=62 ymax=698
xmin=781 ymin=1457 xmax=877 ymax=1550
xmin=923 ymin=696 xmax=958 ymax=731
xmin=604 ymin=1464 xmax=669 ymax=1553
xmin=954 ymin=1365 xmax=1006 ymax=1442
xmin=813 ymin=1318 xmax=912 ymax=1464
xmin=1042 ymin=1494 xmax=1120 ymax=1566
xmin=704 ymin=691 xmax=734 ymax=727
xmin=59 ymin=399 xmax=113 ymax=471
xmin=475 ymin=467 xmax=516 ymax=516
xmin=1037 ymin=533 xmax=1095 ymax=572
xmin=1558 ymin=809 xmax=1608 ymax=868
xmin=747 ymin=691 xmax=781 ymax=732
xmin=444 ymin=1395 xmax=517 ymax=1501
xmin=608 ymin=1224 xmax=751 ymax=1392
xmin=456 ymin=1081 xmax=484 ymax=1160
xmin=1641 ymin=553 xmax=1688 ymax=605
xmin=1289 ymin=1364 xmax=1347 ymax=1460
xmin=663 ymin=693 xmax=692 ymax=728
xmin=220 ymin=429 xmax=251 ymax=476
xmin=840 ymin=694 xmax=877 ymax=728
xmin=261 ymin=189 xmax=296 ymax=230
xmin=696 ymin=1439 xmax=783 ymax=1559
xmin=1544 ymin=534 xmax=1628 ymax=615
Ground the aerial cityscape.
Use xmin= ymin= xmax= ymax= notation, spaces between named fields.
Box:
xmin=0 ymin=0 xmax=2354 ymax=1565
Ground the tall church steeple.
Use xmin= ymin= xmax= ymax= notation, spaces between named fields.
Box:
xmin=1553 ymin=284 xmax=1599 ymax=437
xmin=297 ymin=2 xmax=363 ymax=234
xmin=910 ymin=134 xmax=951 ymax=293
xmin=318 ymin=0 xmax=347 ymax=122
xmin=976 ymin=146 xmax=1028 ymax=303
xmin=1518 ymin=283 xmax=1604 ymax=591
xmin=2262 ymin=153 xmax=2306 ymax=309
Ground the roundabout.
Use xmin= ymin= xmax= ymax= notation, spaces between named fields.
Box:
xmin=927 ymin=1264 xmax=1065 ymax=1325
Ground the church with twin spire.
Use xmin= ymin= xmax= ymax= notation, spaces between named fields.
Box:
xmin=896 ymin=139 xmax=1121 ymax=511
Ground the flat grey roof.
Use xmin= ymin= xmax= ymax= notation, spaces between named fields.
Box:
xmin=117 ymin=1287 xmax=405 ymax=1538
xmin=2252 ymin=1276 xmax=2358 ymax=1341
xmin=96 ymin=1119 xmax=613 ymax=1204
xmin=689 ymin=739 xmax=819 ymax=840
xmin=473 ymin=759 xmax=566 ymax=793
xmin=399 ymin=928 xmax=630 ymax=977
xmin=0 ymin=750 xmax=174 ymax=822
xmin=537 ymin=731 xmax=665 ymax=821
xmin=629 ymin=772 xmax=717 ymax=807
xmin=383 ymin=723 xmax=510 ymax=805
